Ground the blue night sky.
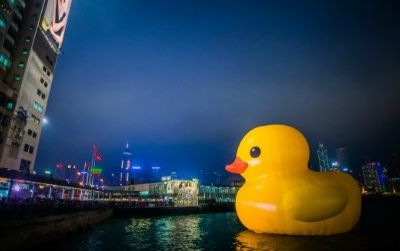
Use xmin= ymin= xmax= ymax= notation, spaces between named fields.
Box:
xmin=36 ymin=0 xmax=400 ymax=182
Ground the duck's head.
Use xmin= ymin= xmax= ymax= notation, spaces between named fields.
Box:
xmin=226 ymin=125 xmax=310 ymax=181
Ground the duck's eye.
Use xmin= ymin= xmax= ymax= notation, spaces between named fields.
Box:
xmin=250 ymin=146 xmax=261 ymax=158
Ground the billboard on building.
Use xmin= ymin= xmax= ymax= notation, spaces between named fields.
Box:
xmin=149 ymin=180 xmax=199 ymax=206
xmin=41 ymin=0 xmax=72 ymax=49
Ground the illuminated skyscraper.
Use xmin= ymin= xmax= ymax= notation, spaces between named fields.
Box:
xmin=362 ymin=162 xmax=386 ymax=193
xmin=336 ymin=147 xmax=351 ymax=173
xmin=120 ymin=143 xmax=131 ymax=185
xmin=0 ymin=0 xmax=72 ymax=173
xmin=317 ymin=144 xmax=330 ymax=172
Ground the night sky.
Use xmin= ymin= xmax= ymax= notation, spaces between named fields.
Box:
xmin=36 ymin=0 xmax=400 ymax=182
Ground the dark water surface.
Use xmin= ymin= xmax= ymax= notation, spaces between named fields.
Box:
xmin=56 ymin=211 xmax=397 ymax=251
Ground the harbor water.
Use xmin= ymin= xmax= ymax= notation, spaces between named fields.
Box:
xmin=54 ymin=211 xmax=397 ymax=251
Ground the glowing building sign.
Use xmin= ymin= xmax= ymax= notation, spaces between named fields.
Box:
xmin=90 ymin=167 xmax=102 ymax=174
xmin=41 ymin=0 xmax=72 ymax=49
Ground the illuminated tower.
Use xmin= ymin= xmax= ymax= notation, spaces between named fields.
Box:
xmin=336 ymin=147 xmax=351 ymax=173
xmin=0 ymin=0 xmax=72 ymax=173
xmin=120 ymin=143 xmax=131 ymax=186
xmin=317 ymin=144 xmax=330 ymax=172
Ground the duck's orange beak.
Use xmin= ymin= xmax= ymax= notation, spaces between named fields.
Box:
xmin=226 ymin=157 xmax=248 ymax=174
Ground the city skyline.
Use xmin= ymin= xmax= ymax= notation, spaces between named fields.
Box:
xmin=35 ymin=0 xmax=399 ymax=180
xmin=1 ymin=1 xmax=400 ymax=249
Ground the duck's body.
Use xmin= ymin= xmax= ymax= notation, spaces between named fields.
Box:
xmin=226 ymin=125 xmax=361 ymax=235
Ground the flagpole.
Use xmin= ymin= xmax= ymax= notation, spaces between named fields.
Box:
xmin=91 ymin=146 xmax=95 ymax=186
xmin=85 ymin=159 xmax=89 ymax=186
xmin=82 ymin=161 xmax=86 ymax=185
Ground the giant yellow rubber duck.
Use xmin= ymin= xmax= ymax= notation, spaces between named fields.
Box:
xmin=226 ymin=125 xmax=361 ymax=235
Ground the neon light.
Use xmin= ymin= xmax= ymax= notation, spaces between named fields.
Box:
xmin=14 ymin=185 xmax=20 ymax=192
xmin=90 ymin=168 xmax=102 ymax=174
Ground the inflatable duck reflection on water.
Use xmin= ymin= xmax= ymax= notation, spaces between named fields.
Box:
xmin=226 ymin=125 xmax=361 ymax=235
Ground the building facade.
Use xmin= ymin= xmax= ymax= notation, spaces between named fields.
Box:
xmin=0 ymin=0 xmax=71 ymax=173
xmin=362 ymin=162 xmax=386 ymax=194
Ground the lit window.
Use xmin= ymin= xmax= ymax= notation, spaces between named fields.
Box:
xmin=18 ymin=62 xmax=25 ymax=68
xmin=31 ymin=115 xmax=40 ymax=125
xmin=25 ymin=37 xmax=31 ymax=43
xmin=14 ymin=75 xmax=21 ymax=81
xmin=0 ymin=53 xmax=11 ymax=68
xmin=32 ymin=101 xmax=43 ymax=113
xmin=0 ymin=18 xmax=5 ymax=29
xmin=6 ymin=102 xmax=13 ymax=111
xmin=21 ymin=49 xmax=28 ymax=55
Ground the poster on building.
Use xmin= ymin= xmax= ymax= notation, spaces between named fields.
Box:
xmin=41 ymin=0 xmax=72 ymax=49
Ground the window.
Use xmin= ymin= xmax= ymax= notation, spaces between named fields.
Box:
xmin=6 ymin=101 xmax=13 ymax=111
xmin=0 ymin=53 xmax=11 ymax=69
xmin=0 ymin=113 xmax=9 ymax=127
xmin=44 ymin=82 xmax=48 ymax=88
xmin=40 ymin=78 xmax=44 ymax=84
xmin=41 ymin=93 xmax=46 ymax=100
xmin=29 ymin=25 xmax=35 ymax=30
xmin=0 ymin=17 xmax=5 ymax=29
xmin=31 ymin=115 xmax=40 ymax=125
xmin=37 ymin=89 xmax=42 ymax=96
xmin=19 ymin=159 xmax=31 ymax=172
xmin=27 ymin=129 xmax=32 ymax=136
xmin=47 ymin=70 xmax=50 ymax=76
xmin=18 ymin=62 xmax=25 ymax=68
xmin=21 ymin=49 xmax=28 ymax=55
xmin=32 ymin=101 xmax=43 ymax=113
xmin=32 ymin=132 xmax=37 ymax=138
xmin=42 ymin=66 xmax=46 ymax=72
xmin=25 ymin=37 xmax=31 ymax=43
xmin=14 ymin=75 xmax=21 ymax=81
xmin=23 ymin=144 xmax=34 ymax=154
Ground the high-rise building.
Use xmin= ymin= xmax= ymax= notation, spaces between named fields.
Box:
xmin=151 ymin=166 xmax=161 ymax=182
xmin=0 ymin=0 xmax=72 ymax=173
xmin=120 ymin=143 xmax=131 ymax=185
xmin=336 ymin=147 xmax=352 ymax=173
xmin=362 ymin=162 xmax=386 ymax=194
xmin=317 ymin=144 xmax=330 ymax=172
xmin=53 ymin=162 xmax=64 ymax=180
xmin=130 ymin=165 xmax=143 ymax=184
xmin=65 ymin=163 xmax=78 ymax=183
